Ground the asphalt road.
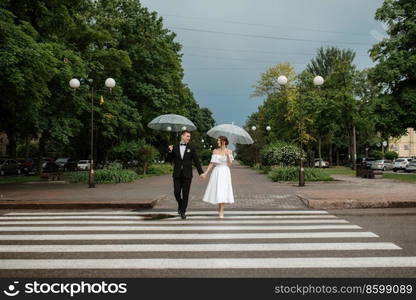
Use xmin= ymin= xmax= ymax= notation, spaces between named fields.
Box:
xmin=0 ymin=208 xmax=415 ymax=278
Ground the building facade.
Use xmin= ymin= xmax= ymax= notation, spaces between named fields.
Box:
xmin=389 ymin=128 xmax=416 ymax=158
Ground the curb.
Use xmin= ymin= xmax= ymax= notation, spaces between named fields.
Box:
xmin=296 ymin=194 xmax=416 ymax=209
xmin=0 ymin=199 xmax=158 ymax=210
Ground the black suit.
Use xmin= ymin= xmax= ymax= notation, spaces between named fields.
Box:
xmin=166 ymin=144 xmax=203 ymax=213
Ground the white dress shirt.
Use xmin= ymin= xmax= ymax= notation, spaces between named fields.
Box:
xmin=180 ymin=144 xmax=187 ymax=159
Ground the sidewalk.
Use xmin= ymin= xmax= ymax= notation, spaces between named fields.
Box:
xmin=297 ymin=174 xmax=416 ymax=209
xmin=0 ymin=163 xmax=415 ymax=210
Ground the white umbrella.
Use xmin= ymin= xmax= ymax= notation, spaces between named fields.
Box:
xmin=207 ymin=124 xmax=254 ymax=144
xmin=147 ymin=114 xmax=197 ymax=132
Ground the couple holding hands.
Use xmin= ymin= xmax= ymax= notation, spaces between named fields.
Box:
xmin=166 ymin=130 xmax=234 ymax=219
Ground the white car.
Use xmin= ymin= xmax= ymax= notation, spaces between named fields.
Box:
xmin=405 ymin=161 xmax=416 ymax=173
xmin=314 ymin=159 xmax=329 ymax=168
xmin=371 ymin=160 xmax=394 ymax=171
xmin=393 ymin=158 xmax=412 ymax=172
xmin=77 ymin=160 xmax=91 ymax=171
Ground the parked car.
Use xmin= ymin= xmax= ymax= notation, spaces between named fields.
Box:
xmin=55 ymin=157 xmax=78 ymax=171
xmin=314 ymin=159 xmax=329 ymax=168
xmin=371 ymin=159 xmax=394 ymax=171
xmin=42 ymin=161 xmax=60 ymax=173
xmin=393 ymin=158 xmax=412 ymax=172
xmin=405 ymin=161 xmax=416 ymax=173
xmin=21 ymin=157 xmax=55 ymax=175
xmin=77 ymin=160 xmax=91 ymax=171
xmin=356 ymin=157 xmax=376 ymax=169
xmin=0 ymin=159 xmax=22 ymax=175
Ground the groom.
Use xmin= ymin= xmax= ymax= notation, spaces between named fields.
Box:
xmin=167 ymin=130 xmax=204 ymax=219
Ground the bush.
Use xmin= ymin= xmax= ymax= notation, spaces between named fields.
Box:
xmin=262 ymin=141 xmax=304 ymax=166
xmin=111 ymin=140 xmax=159 ymax=174
xmin=147 ymin=163 xmax=173 ymax=175
xmin=385 ymin=151 xmax=399 ymax=160
xmin=254 ymin=164 xmax=271 ymax=174
xmin=268 ymin=166 xmax=333 ymax=182
xmin=369 ymin=150 xmax=383 ymax=160
xmin=66 ymin=168 xmax=139 ymax=184
xmin=136 ymin=144 xmax=159 ymax=175
xmin=111 ymin=141 xmax=142 ymax=166
xmin=104 ymin=162 xmax=123 ymax=170
xmin=200 ymin=149 xmax=213 ymax=165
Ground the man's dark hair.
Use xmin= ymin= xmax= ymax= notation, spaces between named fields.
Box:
xmin=181 ymin=130 xmax=191 ymax=136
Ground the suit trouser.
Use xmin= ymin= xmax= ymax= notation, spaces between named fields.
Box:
xmin=173 ymin=174 xmax=192 ymax=213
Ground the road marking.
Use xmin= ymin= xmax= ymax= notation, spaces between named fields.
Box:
xmin=1 ymin=257 xmax=415 ymax=269
xmin=0 ymin=225 xmax=361 ymax=231
xmin=0 ymin=219 xmax=349 ymax=225
xmin=0 ymin=215 xmax=338 ymax=220
xmin=0 ymin=242 xmax=401 ymax=252
xmin=4 ymin=210 xmax=328 ymax=216
xmin=0 ymin=232 xmax=378 ymax=240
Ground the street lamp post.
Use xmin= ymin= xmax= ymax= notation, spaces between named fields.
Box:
xmin=278 ymin=75 xmax=324 ymax=187
xmin=382 ymin=141 xmax=387 ymax=158
xmin=69 ymin=77 xmax=116 ymax=188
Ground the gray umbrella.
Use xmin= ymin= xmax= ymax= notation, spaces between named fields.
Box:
xmin=147 ymin=114 xmax=197 ymax=132
xmin=207 ymin=124 xmax=254 ymax=144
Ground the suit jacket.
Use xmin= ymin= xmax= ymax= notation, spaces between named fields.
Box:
xmin=166 ymin=144 xmax=204 ymax=178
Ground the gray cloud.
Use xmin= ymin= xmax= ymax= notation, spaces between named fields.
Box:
xmin=140 ymin=0 xmax=385 ymax=126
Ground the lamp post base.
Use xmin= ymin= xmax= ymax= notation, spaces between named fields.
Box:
xmin=299 ymin=159 xmax=305 ymax=187
xmin=88 ymin=168 xmax=95 ymax=188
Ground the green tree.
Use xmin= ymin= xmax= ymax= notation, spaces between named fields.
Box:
xmin=0 ymin=9 xmax=59 ymax=157
xmin=369 ymin=0 xmax=416 ymax=131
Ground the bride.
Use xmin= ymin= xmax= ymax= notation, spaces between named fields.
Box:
xmin=201 ymin=136 xmax=234 ymax=218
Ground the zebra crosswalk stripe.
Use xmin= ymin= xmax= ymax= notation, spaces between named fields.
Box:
xmin=0 ymin=224 xmax=362 ymax=231
xmin=0 ymin=210 xmax=408 ymax=271
xmin=0 ymin=232 xmax=378 ymax=240
xmin=1 ymin=257 xmax=415 ymax=269
xmin=0 ymin=219 xmax=349 ymax=225
xmin=0 ymin=242 xmax=401 ymax=253
xmin=4 ymin=210 xmax=329 ymax=216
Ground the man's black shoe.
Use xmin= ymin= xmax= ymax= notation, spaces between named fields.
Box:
xmin=178 ymin=208 xmax=181 ymax=215
xmin=180 ymin=212 xmax=186 ymax=219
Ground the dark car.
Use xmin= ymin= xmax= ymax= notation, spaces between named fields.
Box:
xmin=42 ymin=161 xmax=60 ymax=173
xmin=55 ymin=157 xmax=78 ymax=171
xmin=0 ymin=159 xmax=22 ymax=175
xmin=21 ymin=158 xmax=54 ymax=175
xmin=356 ymin=157 xmax=376 ymax=169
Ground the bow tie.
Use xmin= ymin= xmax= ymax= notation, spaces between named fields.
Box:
xmin=180 ymin=143 xmax=187 ymax=146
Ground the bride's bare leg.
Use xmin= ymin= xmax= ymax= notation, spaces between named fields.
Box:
xmin=219 ymin=203 xmax=224 ymax=218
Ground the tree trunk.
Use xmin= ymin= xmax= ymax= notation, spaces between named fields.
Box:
xmin=329 ymin=143 xmax=333 ymax=167
xmin=336 ymin=147 xmax=340 ymax=166
xmin=318 ymin=136 xmax=322 ymax=167
xmin=6 ymin=131 xmax=17 ymax=158
xmin=24 ymin=136 xmax=30 ymax=159
xmin=38 ymin=132 xmax=46 ymax=176
xmin=352 ymin=125 xmax=357 ymax=170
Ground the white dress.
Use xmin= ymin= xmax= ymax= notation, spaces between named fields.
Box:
xmin=202 ymin=154 xmax=235 ymax=204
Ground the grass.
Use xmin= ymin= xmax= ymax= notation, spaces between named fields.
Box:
xmin=323 ymin=166 xmax=416 ymax=182
xmin=0 ymin=175 xmax=42 ymax=184
xmin=65 ymin=163 xmax=173 ymax=184
xmin=268 ymin=166 xmax=333 ymax=182
xmin=323 ymin=166 xmax=355 ymax=176
xmin=383 ymin=173 xmax=416 ymax=182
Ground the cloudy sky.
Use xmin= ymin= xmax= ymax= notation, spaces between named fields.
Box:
xmin=140 ymin=0 xmax=386 ymax=127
